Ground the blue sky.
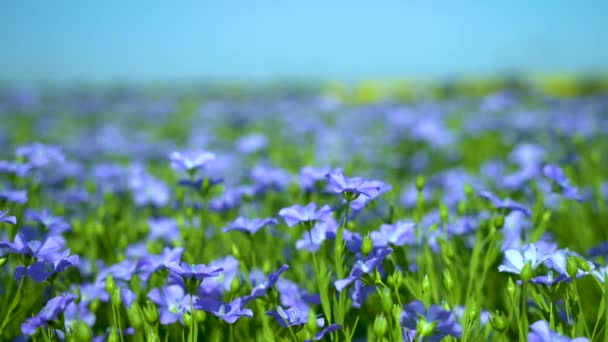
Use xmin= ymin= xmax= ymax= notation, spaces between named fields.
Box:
xmin=1 ymin=1 xmax=607 ymax=83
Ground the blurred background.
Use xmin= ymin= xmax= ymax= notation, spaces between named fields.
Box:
xmin=1 ymin=0 xmax=607 ymax=88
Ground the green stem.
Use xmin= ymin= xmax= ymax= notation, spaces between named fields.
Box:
xmin=0 ymin=275 xmax=25 ymax=336
xmin=571 ymin=280 xmax=591 ymax=338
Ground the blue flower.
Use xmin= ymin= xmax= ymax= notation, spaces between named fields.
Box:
xmin=0 ymin=210 xmax=16 ymax=225
xmin=26 ymin=208 xmax=71 ymax=234
xmin=195 ymin=297 xmax=253 ymax=323
xmin=244 ymin=264 xmax=289 ymax=302
xmin=266 ymin=306 xmax=324 ymax=328
xmin=223 ymin=217 xmax=278 ymax=235
xmin=137 ymin=247 xmax=184 ymax=281
xmin=478 ymin=190 xmax=531 ymax=216
xmin=498 ymin=244 xmax=550 ymax=275
xmin=335 ymin=248 xmax=392 ymax=292
xmin=16 ymin=142 xmax=65 ymax=168
xmin=296 ymin=222 xmax=329 ymax=252
xmin=21 ymin=294 xmax=77 ymax=335
xmin=0 ymin=233 xmax=63 ymax=259
xmin=325 ymin=172 xmax=384 ymax=201
xmin=542 ymin=164 xmax=584 ymax=202
xmin=371 ymin=221 xmax=415 ymax=248
xmin=0 ymin=187 xmax=28 ymax=204
xmin=164 ymin=262 xmax=223 ymax=281
xmin=305 ymin=324 xmax=342 ymax=342
xmin=279 ymin=203 xmax=333 ymax=227
xmin=400 ymin=300 xmax=462 ymax=342
xmin=148 ymin=285 xmax=192 ymax=325
xmin=147 ymin=217 xmax=181 ymax=244
xmin=169 ymin=149 xmax=215 ymax=173
xmin=16 ymin=248 xmax=79 ymax=282
xmin=528 ymin=320 xmax=589 ymax=342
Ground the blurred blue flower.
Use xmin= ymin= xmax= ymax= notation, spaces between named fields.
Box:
xmin=195 ymin=297 xmax=253 ymax=323
xmin=400 ymin=300 xmax=462 ymax=342
xmin=498 ymin=244 xmax=550 ymax=276
xmin=542 ymin=164 xmax=584 ymax=202
xmin=223 ymin=217 xmax=278 ymax=235
xmin=478 ymin=190 xmax=531 ymax=216
xmin=335 ymin=248 xmax=392 ymax=292
xmin=169 ymin=149 xmax=215 ymax=174
xmin=0 ymin=210 xmax=16 ymax=225
xmin=278 ymin=203 xmax=333 ymax=227
xmin=371 ymin=221 xmax=415 ymax=248
xmin=21 ymin=294 xmax=77 ymax=335
xmin=148 ymin=285 xmax=192 ymax=325
xmin=528 ymin=320 xmax=589 ymax=342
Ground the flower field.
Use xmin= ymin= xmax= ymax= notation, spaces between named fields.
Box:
xmin=1 ymin=83 xmax=607 ymax=341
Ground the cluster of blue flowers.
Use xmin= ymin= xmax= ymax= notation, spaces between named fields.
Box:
xmin=1 ymin=86 xmax=607 ymax=341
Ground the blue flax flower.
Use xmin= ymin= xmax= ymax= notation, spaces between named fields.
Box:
xmin=335 ymin=248 xmax=392 ymax=291
xmin=200 ymin=255 xmax=239 ymax=297
xmin=169 ymin=149 xmax=215 ymax=174
xmin=371 ymin=221 xmax=415 ymax=248
xmin=279 ymin=203 xmax=333 ymax=227
xmin=223 ymin=217 xmax=278 ymax=235
xmin=266 ymin=306 xmax=324 ymax=328
xmin=498 ymin=244 xmax=550 ymax=276
xmin=21 ymin=294 xmax=77 ymax=335
xmin=26 ymin=208 xmax=71 ymax=234
xmin=542 ymin=164 xmax=584 ymax=201
xmin=400 ymin=300 xmax=462 ymax=342
xmin=0 ymin=188 xmax=28 ymax=204
xmin=148 ymin=285 xmax=192 ymax=325
xmin=16 ymin=142 xmax=65 ymax=168
xmin=325 ymin=172 xmax=384 ymax=202
xmin=528 ymin=320 xmax=589 ymax=342
xmin=164 ymin=262 xmax=223 ymax=281
xmin=478 ymin=190 xmax=531 ymax=216
xmin=0 ymin=233 xmax=63 ymax=259
xmin=245 ymin=264 xmax=290 ymax=302
xmin=16 ymin=249 xmax=79 ymax=282
xmin=0 ymin=210 xmax=16 ymax=225
xmin=305 ymin=324 xmax=342 ymax=342
xmin=195 ymin=297 xmax=253 ymax=323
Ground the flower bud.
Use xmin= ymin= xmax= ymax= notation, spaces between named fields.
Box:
xmin=468 ymin=301 xmax=479 ymax=322
xmin=416 ymin=175 xmax=425 ymax=192
xmin=391 ymin=304 xmax=402 ymax=323
xmin=146 ymin=331 xmax=161 ymax=342
xmin=105 ymin=275 xmax=116 ymax=294
xmin=566 ymin=257 xmax=579 ymax=278
xmin=183 ymin=312 xmax=192 ymax=327
xmin=127 ymin=303 xmax=143 ymax=329
xmin=489 ymin=311 xmax=509 ymax=333
xmin=143 ymin=300 xmax=159 ymax=324
xmin=361 ymin=234 xmax=373 ymax=256
xmin=0 ymin=255 xmax=8 ymax=268
xmin=507 ymin=277 xmax=516 ymax=298
xmin=422 ymin=274 xmax=431 ymax=295
xmin=380 ymin=288 xmax=393 ymax=314
xmin=575 ymin=256 xmax=591 ymax=272
xmin=306 ymin=309 xmax=318 ymax=335
xmin=108 ymin=328 xmax=119 ymax=342
xmin=457 ymin=201 xmax=467 ymax=216
xmin=443 ymin=269 xmax=454 ymax=293
xmin=111 ymin=288 xmax=122 ymax=307
xmin=194 ymin=310 xmax=206 ymax=323
xmin=520 ymin=262 xmax=533 ymax=283
xmin=493 ymin=215 xmax=505 ymax=230
xmin=230 ymin=276 xmax=241 ymax=293
xmin=439 ymin=204 xmax=449 ymax=223
xmin=71 ymin=320 xmax=92 ymax=341
xmin=373 ymin=314 xmax=388 ymax=338
xmin=416 ymin=318 xmax=437 ymax=338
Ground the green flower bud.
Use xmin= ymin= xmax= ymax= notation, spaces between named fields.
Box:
xmin=507 ymin=277 xmax=516 ymax=298
xmin=111 ymin=288 xmax=122 ymax=307
xmin=380 ymin=288 xmax=393 ymax=314
xmin=306 ymin=309 xmax=318 ymax=335
xmin=464 ymin=183 xmax=473 ymax=197
xmin=468 ymin=301 xmax=479 ymax=322
xmin=575 ymin=256 xmax=591 ymax=272
xmin=373 ymin=314 xmax=388 ymax=338
xmin=91 ymin=299 xmax=100 ymax=313
xmin=108 ymin=328 xmax=119 ymax=342
xmin=422 ymin=274 xmax=431 ymax=295
xmin=361 ymin=234 xmax=373 ymax=256
xmin=489 ymin=311 xmax=509 ymax=333
xmin=416 ymin=175 xmax=425 ymax=192
xmin=391 ymin=304 xmax=402 ymax=323
xmin=194 ymin=310 xmax=206 ymax=323
xmin=230 ymin=276 xmax=241 ymax=293
xmin=439 ymin=204 xmax=449 ymax=223
xmin=0 ymin=255 xmax=8 ymax=268
xmin=127 ymin=303 xmax=143 ymax=329
xmin=143 ymin=300 xmax=159 ymax=324
xmin=541 ymin=211 xmax=551 ymax=224
xmin=70 ymin=320 xmax=92 ymax=341
xmin=566 ymin=257 xmax=579 ymax=278
xmin=416 ymin=318 xmax=437 ymax=338
xmin=183 ymin=312 xmax=192 ymax=327
xmin=146 ymin=331 xmax=161 ymax=342
xmin=457 ymin=201 xmax=467 ymax=216
xmin=443 ymin=269 xmax=454 ymax=293
xmin=105 ymin=274 xmax=116 ymax=294
xmin=493 ymin=215 xmax=505 ymax=230
xmin=520 ymin=262 xmax=533 ymax=283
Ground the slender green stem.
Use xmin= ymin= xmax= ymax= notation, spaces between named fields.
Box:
xmin=0 ymin=275 xmax=25 ymax=336
xmin=571 ymin=280 xmax=591 ymax=338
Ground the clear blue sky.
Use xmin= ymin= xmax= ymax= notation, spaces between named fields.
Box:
xmin=1 ymin=1 xmax=607 ymax=83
